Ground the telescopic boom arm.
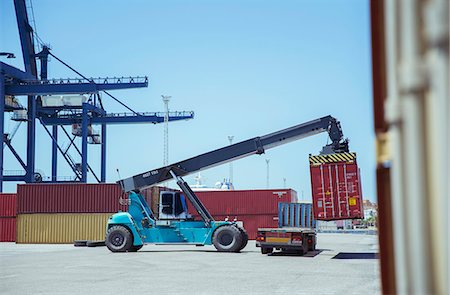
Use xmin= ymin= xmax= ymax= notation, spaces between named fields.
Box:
xmin=118 ymin=115 xmax=348 ymax=193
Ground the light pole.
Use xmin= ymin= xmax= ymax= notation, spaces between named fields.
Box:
xmin=161 ymin=95 xmax=171 ymax=166
xmin=266 ymin=159 xmax=270 ymax=189
xmin=283 ymin=177 xmax=286 ymax=188
xmin=228 ymin=136 xmax=234 ymax=185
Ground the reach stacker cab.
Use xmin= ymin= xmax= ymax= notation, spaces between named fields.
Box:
xmin=105 ymin=116 xmax=350 ymax=253
xmin=159 ymin=191 xmax=190 ymax=220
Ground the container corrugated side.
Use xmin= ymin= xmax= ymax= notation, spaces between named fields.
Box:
xmin=16 ymin=213 xmax=111 ymax=244
xmin=188 ymin=189 xmax=297 ymax=216
xmin=309 ymin=152 xmax=364 ymax=220
xmin=17 ymin=184 xmax=127 ymax=214
xmin=278 ymin=202 xmax=315 ymax=228
xmin=0 ymin=217 xmax=16 ymax=242
xmin=0 ymin=193 xmax=17 ymax=217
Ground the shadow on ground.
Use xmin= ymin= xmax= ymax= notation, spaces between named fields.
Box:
xmin=267 ymin=249 xmax=326 ymax=257
xmin=136 ymin=249 xmax=255 ymax=254
xmin=332 ymin=252 xmax=379 ymax=259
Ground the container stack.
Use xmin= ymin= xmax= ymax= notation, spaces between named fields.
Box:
xmin=309 ymin=152 xmax=364 ymax=221
xmin=189 ymin=189 xmax=298 ymax=239
xmin=0 ymin=193 xmax=17 ymax=242
xmin=16 ymin=183 xmax=127 ymax=244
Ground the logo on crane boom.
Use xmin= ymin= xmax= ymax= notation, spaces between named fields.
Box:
xmin=142 ymin=170 xmax=159 ymax=178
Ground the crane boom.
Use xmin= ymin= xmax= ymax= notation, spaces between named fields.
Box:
xmin=119 ymin=115 xmax=348 ymax=193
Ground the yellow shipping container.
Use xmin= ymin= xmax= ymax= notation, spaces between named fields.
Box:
xmin=16 ymin=213 xmax=112 ymax=244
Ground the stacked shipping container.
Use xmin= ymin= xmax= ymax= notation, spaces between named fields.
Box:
xmin=9 ymin=184 xmax=298 ymax=242
xmin=16 ymin=213 xmax=112 ymax=243
xmin=16 ymin=183 xmax=127 ymax=243
xmin=17 ymin=184 xmax=128 ymax=213
xmin=189 ymin=189 xmax=298 ymax=239
xmin=0 ymin=193 xmax=17 ymax=242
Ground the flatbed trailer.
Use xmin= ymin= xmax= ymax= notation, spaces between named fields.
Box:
xmin=256 ymin=227 xmax=316 ymax=255
xmin=256 ymin=202 xmax=317 ymax=255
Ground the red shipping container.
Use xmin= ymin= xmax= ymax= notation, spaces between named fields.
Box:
xmin=17 ymin=183 xmax=128 ymax=214
xmin=0 ymin=217 xmax=16 ymax=242
xmin=0 ymin=193 xmax=17 ymax=217
xmin=188 ymin=189 xmax=297 ymax=216
xmin=309 ymin=152 xmax=364 ymax=220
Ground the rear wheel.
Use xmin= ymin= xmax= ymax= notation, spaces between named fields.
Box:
xmin=261 ymin=247 xmax=273 ymax=254
xmin=307 ymin=235 xmax=316 ymax=251
xmin=236 ymin=227 xmax=248 ymax=251
xmin=106 ymin=225 xmax=133 ymax=252
xmin=302 ymin=237 xmax=309 ymax=255
xmin=212 ymin=225 xmax=243 ymax=252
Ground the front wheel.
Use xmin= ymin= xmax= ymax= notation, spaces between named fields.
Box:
xmin=236 ymin=227 xmax=248 ymax=251
xmin=212 ymin=225 xmax=243 ymax=252
xmin=106 ymin=225 xmax=133 ymax=252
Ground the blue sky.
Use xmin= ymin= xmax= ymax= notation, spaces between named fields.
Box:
xmin=1 ymin=0 xmax=375 ymax=201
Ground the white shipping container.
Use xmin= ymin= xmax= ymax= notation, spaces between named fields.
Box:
xmin=42 ymin=95 xmax=87 ymax=107
xmin=63 ymin=95 xmax=87 ymax=106
xmin=316 ymin=220 xmax=337 ymax=231
xmin=42 ymin=96 xmax=63 ymax=107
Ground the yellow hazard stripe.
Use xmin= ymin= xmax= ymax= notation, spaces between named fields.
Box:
xmin=309 ymin=152 xmax=356 ymax=164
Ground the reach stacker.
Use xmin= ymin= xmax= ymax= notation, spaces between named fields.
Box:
xmin=106 ymin=116 xmax=350 ymax=253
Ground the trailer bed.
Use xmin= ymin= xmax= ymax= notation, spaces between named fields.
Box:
xmin=256 ymin=227 xmax=317 ymax=255
xmin=258 ymin=227 xmax=315 ymax=233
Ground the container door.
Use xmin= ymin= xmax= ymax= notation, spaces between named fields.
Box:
xmin=322 ymin=164 xmax=337 ymax=219
xmin=333 ymin=163 xmax=351 ymax=219
xmin=341 ymin=163 xmax=363 ymax=219
xmin=311 ymin=164 xmax=336 ymax=220
xmin=310 ymin=152 xmax=363 ymax=221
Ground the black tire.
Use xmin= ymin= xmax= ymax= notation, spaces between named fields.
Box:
xmin=128 ymin=244 xmax=143 ymax=252
xmin=261 ymin=247 xmax=273 ymax=254
xmin=301 ymin=237 xmax=309 ymax=255
xmin=106 ymin=225 xmax=133 ymax=252
xmin=86 ymin=240 xmax=106 ymax=247
xmin=236 ymin=226 xmax=248 ymax=251
xmin=212 ymin=225 xmax=243 ymax=252
xmin=307 ymin=235 xmax=316 ymax=251
xmin=73 ymin=240 xmax=88 ymax=247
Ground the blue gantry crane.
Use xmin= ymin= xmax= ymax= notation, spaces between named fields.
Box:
xmin=0 ymin=0 xmax=194 ymax=190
